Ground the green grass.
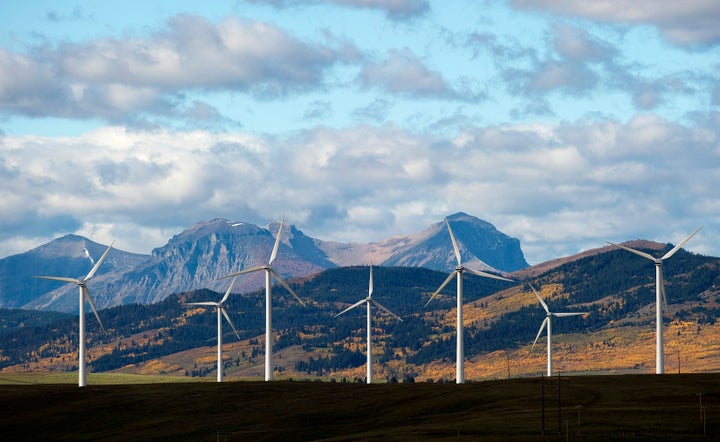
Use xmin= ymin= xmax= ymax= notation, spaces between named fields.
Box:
xmin=0 ymin=372 xmax=199 ymax=385
xmin=0 ymin=373 xmax=717 ymax=440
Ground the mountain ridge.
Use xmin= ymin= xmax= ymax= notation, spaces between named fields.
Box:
xmin=1 ymin=213 xmax=528 ymax=312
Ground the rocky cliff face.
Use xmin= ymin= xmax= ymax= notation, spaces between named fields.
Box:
xmin=7 ymin=213 xmax=528 ymax=312
xmin=4 ymin=235 xmax=147 ymax=310
xmin=25 ymin=219 xmax=328 ymax=311
xmin=375 ymin=212 xmax=528 ymax=272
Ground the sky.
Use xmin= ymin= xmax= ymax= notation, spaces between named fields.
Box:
xmin=1 ymin=0 xmax=719 ymax=266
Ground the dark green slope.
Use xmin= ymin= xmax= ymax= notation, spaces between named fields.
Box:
xmin=1 ymin=244 xmax=719 ymax=377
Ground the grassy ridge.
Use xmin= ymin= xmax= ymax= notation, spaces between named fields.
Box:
xmin=0 ymin=373 xmax=717 ymax=440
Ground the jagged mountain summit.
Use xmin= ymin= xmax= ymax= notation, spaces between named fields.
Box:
xmin=2 ymin=213 xmax=528 ymax=312
xmin=0 ymin=234 xmax=148 ymax=309
xmin=311 ymin=212 xmax=528 ymax=272
xmin=377 ymin=212 xmax=528 ymax=272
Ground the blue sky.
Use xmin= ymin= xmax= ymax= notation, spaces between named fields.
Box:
xmin=1 ymin=0 xmax=719 ymax=265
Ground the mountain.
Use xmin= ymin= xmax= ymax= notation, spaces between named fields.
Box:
xmin=0 ymin=242 xmax=718 ymax=381
xmin=24 ymin=219 xmax=329 ymax=311
xmin=371 ymin=212 xmax=528 ymax=272
xmin=312 ymin=212 xmax=527 ymax=272
xmin=2 ymin=213 xmax=527 ymax=312
xmin=0 ymin=235 xmax=148 ymax=310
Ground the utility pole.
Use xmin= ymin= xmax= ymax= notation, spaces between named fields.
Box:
xmin=541 ymin=373 xmax=545 ymax=437
xmin=558 ymin=372 xmax=562 ymax=434
xmin=698 ymin=392 xmax=703 ymax=420
xmin=506 ymin=352 xmax=510 ymax=380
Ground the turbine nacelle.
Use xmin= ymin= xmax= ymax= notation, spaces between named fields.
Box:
xmin=218 ymin=217 xmax=306 ymax=381
xmin=606 ymin=226 xmax=703 ymax=374
xmin=31 ymin=240 xmax=115 ymax=387
xmin=424 ymin=217 xmax=515 ymax=384
xmin=334 ymin=264 xmax=401 ymax=384
xmin=184 ymin=276 xmax=241 ymax=382
xmin=530 ymin=284 xmax=588 ymax=376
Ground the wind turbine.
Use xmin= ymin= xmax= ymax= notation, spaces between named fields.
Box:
xmin=530 ymin=285 xmax=588 ymax=376
xmin=335 ymin=263 xmax=402 ymax=384
xmin=185 ymin=276 xmax=241 ymax=382
xmin=222 ymin=217 xmax=306 ymax=381
xmin=33 ymin=241 xmax=114 ymax=387
xmin=425 ymin=218 xmax=513 ymax=384
xmin=607 ymin=226 xmax=703 ymax=374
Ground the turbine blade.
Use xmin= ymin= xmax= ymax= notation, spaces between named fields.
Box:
xmin=222 ymin=266 xmax=266 ymax=278
xmin=465 ymin=267 xmax=514 ymax=282
xmin=221 ymin=307 xmax=241 ymax=340
xmin=219 ymin=276 xmax=239 ymax=304
xmin=335 ymin=299 xmax=366 ymax=317
xmin=83 ymin=287 xmax=105 ymax=332
xmin=185 ymin=302 xmax=218 ymax=307
xmin=532 ymin=318 xmax=548 ymax=351
xmin=554 ymin=312 xmax=589 ymax=317
xmin=33 ymin=275 xmax=80 ymax=284
xmin=660 ymin=267 xmax=669 ymax=310
xmin=372 ymin=300 xmax=402 ymax=321
xmin=368 ymin=263 xmax=374 ymax=297
xmin=607 ymin=241 xmax=656 ymax=261
xmin=269 ymin=217 xmax=284 ymax=266
xmin=531 ymin=285 xmax=550 ymax=313
xmin=85 ymin=241 xmax=115 ymax=281
xmin=446 ymin=218 xmax=462 ymax=266
xmin=270 ymin=270 xmax=306 ymax=307
xmin=662 ymin=226 xmax=703 ymax=260
xmin=424 ymin=272 xmax=457 ymax=308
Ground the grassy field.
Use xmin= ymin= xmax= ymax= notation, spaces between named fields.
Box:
xmin=0 ymin=373 xmax=718 ymax=441
xmin=0 ymin=372 xmax=198 ymax=385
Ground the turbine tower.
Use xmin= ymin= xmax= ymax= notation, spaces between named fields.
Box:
xmin=33 ymin=241 xmax=115 ymax=387
xmin=335 ymin=263 xmax=402 ymax=384
xmin=185 ymin=276 xmax=241 ymax=382
xmin=530 ymin=285 xmax=588 ymax=376
xmin=222 ymin=217 xmax=305 ymax=381
xmin=607 ymin=226 xmax=703 ymax=374
xmin=425 ymin=218 xmax=513 ymax=384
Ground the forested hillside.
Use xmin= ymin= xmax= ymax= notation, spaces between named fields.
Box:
xmin=1 ymin=244 xmax=719 ymax=381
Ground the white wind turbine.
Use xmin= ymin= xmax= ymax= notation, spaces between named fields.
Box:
xmin=335 ymin=263 xmax=402 ymax=384
xmin=222 ymin=217 xmax=306 ymax=381
xmin=530 ymin=285 xmax=588 ymax=376
xmin=425 ymin=218 xmax=513 ymax=384
xmin=607 ymin=226 xmax=703 ymax=374
xmin=185 ymin=276 xmax=241 ymax=382
xmin=33 ymin=241 xmax=115 ymax=387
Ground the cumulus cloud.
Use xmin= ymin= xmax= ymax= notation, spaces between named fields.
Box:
xmin=0 ymin=14 xmax=354 ymax=123
xmin=552 ymin=23 xmax=617 ymax=62
xmin=358 ymin=48 xmax=484 ymax=101
xmin=510 ymin=0 xmax=720 ymax=47
xmin=247 ymin=0 xmax=430 ymax=20
xmin=1 ymin=115 xmax=719 ymax=263
xmin=351 ymin=98 xmax=393 ymax=122
xmin=466 ymin=22 xmax=703 ymax=115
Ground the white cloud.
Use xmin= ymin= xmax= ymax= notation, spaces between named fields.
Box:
xmin=359 ymin=48 xmax=483 ymax=100
xmin=511 ymin=0 xmax=720 ymax=47
xmin=247 ymin=0 xmax=430 ymax=20
xmin=2 ymin=113 xmax=718 ymax=263
xmin=1 ymin=1 xmax=719 ymax=266
xmin=0 ymin=15 xmax=354 ymax=123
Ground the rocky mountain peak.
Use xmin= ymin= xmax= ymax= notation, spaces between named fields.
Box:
xmin=5 ymin=213 xmax=528 ymax=312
